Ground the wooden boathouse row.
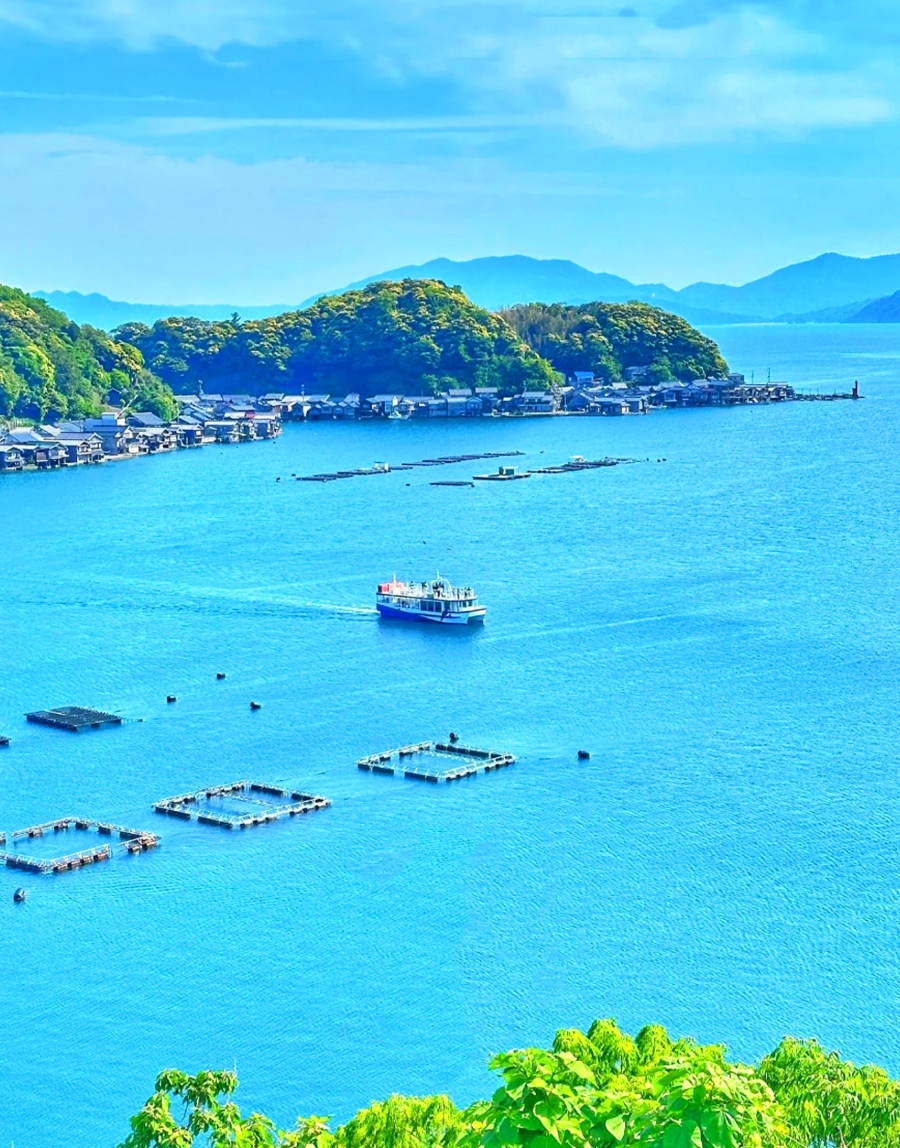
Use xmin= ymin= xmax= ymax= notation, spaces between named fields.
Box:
xmin=154 ymin=780 xmax=331 ymax=828
xmin=357 ymin=741 xmax=516 ymax=783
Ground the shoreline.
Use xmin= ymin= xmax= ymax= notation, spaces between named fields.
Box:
xmin=0 ymin=386 xmax=862 ymax=478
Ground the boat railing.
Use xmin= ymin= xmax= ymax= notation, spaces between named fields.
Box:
xmin=380 ymin=582 xmax=477 ymax=602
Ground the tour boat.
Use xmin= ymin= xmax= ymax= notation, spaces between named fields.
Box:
xmin=376 ymin=578 xmax=486 ymax=624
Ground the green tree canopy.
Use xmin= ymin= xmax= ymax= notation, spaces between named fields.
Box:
xmin=0 ymin=286 xmax=175 ymax=421
xmin=499 ymin=301 xmax=728 ymax=383
xmin=117 ymin=1021 xmax=900 ymax=1148
xmin=114 ymin=280 xmax=561 ymax=399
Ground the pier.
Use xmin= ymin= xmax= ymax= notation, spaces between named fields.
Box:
xmin=153 ymin=780 xmax=331 ymax=828
xmin=25 ymin=706 xmax=122 ymax=732
xmin=0 ymin=817 xmax=159 ymax=874
xmin=357 ymin=740 xmax=516 ymax=782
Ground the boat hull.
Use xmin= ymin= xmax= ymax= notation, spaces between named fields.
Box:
xmin=376 ymin=603 xmax=485 ymax=624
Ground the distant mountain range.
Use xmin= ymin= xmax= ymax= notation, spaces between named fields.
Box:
xmin=32 ymin=291 xmax=292 ymax=329
xmin=31 ymin=251 xmax=900 ymax=330
xmin=320 ymin=252 xmax=900 ymax=323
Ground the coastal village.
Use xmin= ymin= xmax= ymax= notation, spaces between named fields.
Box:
xmin=0 ymin=370 xmax=805 ymax=474
xmin=243 ymin=369 xmax=791 ymax=420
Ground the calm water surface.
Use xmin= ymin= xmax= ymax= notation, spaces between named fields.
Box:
xmin=1 ymin=323 xmax=899 ymax=1147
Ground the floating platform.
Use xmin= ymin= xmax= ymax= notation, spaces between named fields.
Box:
xmin=0 ymin=817 xmax=159 ymax=874
xmin=26 ymin=706 xmax=122 ymax=732
xmin=153 ymin=779 xmax=331 ymax=828
xmin=473 ymin=466 xmax=530 ymax=481
xmin=296 ymin=451 xmax=524 ymax=483
xmin=357 ymin=741 xmax=516 ymax=782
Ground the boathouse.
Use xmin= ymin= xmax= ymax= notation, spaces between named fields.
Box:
xmin=0 ymin=445 xmax=24 ymax=471
xmin=514 ymin=391 xmax=559 ymax=414
xmin=56 ymin=432 xmax=105 ymax=464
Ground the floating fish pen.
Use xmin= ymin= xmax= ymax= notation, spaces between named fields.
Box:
xmin=504 ymin=456 xmax=642 ymax=477
xmin=153 ymin=779 xmax=331 ymax=829
xmin=430 ymin=481 xmax=474 ymax=487
xmin=357 ymin=741 xmax=516 ymax=783
xmin=296 ymin=450 xmax=524 ymax=482
xmin=0 ymin=817 xmax=159 ymax=875
xmin=25 ymin=705 xmax=122 ymax=732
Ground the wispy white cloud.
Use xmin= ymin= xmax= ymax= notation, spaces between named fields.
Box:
xmin=0 ymin=1 xmax=895 ymax=148
xmin=136 ymin=114 xmax=550 ymax=136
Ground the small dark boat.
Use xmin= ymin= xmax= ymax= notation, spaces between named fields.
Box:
xmin=449 ymin=732 xmax=459 ymax=743
xmin=13 ymin=888 xmax=25 ymax=904
xmin=250 ymin=701 xmax=262 ymax=711
xmin=577 ymin=750 xmax=590 ymax=760
xmin=216 ymin=673 xmax=226 ymax=680
xmin=166 ymin=695 xmax=176 ymax=703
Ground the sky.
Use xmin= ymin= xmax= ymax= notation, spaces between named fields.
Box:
xmin=1 ymin=0 xmax=900 ymax=302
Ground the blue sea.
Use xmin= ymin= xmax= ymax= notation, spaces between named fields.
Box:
xmin=1 ymin=323 xmax=899 ymax=1148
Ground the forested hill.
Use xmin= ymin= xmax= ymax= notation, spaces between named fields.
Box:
xmin=847 ymin=289 xmax=900 ymax=322
xmin=0 ymin=286 xmax=175 ymax=421
xmin=114 ymin=280 xmax=727 ymax=397
xmin=115 ymin=279 xmax=560 ymax=397
xmin=501 ymin=300 xmax=728 ymax=382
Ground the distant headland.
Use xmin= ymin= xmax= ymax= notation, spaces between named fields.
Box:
xmin=0 ymin=278 xmax=857 ymax=474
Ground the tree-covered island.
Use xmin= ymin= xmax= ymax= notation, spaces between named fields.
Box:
xmin=1 ymin=276 xmax=834 ymax=443
xmin=0 ymin=277 xmax=738 ymax=423
xmin=113 ymin=280 xmax=730 ymax=399
xmin=120 ymin=1017 xmax=900 ymax=1147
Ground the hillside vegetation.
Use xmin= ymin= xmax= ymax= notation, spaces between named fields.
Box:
xmin=501 ymin=301 xmax=728 ymax=382
xmin=120 ymin=1018 xmax=900 ymax=1148
xmin=0 ymin=286 xmax=174 ymax=421
xmin=115 ymin=279 xmax=561 ymax=398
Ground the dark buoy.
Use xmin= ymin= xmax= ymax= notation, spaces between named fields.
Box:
xmin=216 ymin=673 xmax=226 ymax=680
xmin=13 ymin=888 xmax=25 ymax=904
xmin=449 ymin=731 xmax=459 ymax=743
xmin=577 ymin=750 xmax=590 ymax=760
xmin=166 ymin=695 xmax=176 ymax=704
xmin=250 ymin=701 xmax=262 ymax=711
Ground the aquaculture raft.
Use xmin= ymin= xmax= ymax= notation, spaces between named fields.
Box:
xmin=25 ymin=706 xmax=122 ymax=732
xmin=357 ymin=741 xmax=516 ymax=783
xmin=154 ymin=780 xmax=331 ymax=828
xmin=296 ymin=450 xmax=524 ymax=482
xmin=0 ymin=818 xmax=159 ymax=875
